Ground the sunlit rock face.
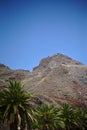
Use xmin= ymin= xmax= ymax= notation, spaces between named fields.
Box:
xmin=0 ymin=53 xmax=87 ymax=108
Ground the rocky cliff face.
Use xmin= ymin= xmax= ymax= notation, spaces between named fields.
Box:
xmin=0 ymin=54 xmax=87 ymax=107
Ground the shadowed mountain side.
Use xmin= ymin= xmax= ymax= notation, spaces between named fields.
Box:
xmin=0 ymin=54 xmax=87 ymax=107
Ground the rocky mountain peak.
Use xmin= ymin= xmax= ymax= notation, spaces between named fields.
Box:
xmin=33 ymin=53 xmax=83 ymax=71
xmin=0 ymin=54 xmax=87 ymax=108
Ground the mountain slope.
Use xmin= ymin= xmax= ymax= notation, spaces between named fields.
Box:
xmin=0 ymin=54 xmax=87 ymax=107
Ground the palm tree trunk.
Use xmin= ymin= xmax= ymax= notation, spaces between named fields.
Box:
xmin=10 ymin=115 xmax=18 ymax=130
xmin=10 ymin=122 xmax=18 ymax=130
xmin=20 ymin=120 xmax=26 ymax=130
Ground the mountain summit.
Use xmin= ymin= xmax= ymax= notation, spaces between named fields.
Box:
xmin=33 ymin=53 xmax=83 ymax=71
xmin=0 ymin=53 xmax=87 ymax=107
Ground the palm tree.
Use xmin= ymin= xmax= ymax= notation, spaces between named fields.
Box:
xmin=33 ymin=104 xmax=65 ymax=130
xmin=58 ymin=103 xmax=77 ymax=130
xmin=0 ymin=110 xmax=3 ymax=129
xmin=0 ymin=81 xmax=34 ymax=130
xmin=0 ymin=111 xmax=3 ymax=124
xmin=74 ymin=107 xmax=87 ymax=130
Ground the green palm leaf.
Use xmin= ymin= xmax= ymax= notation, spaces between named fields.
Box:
xmin=0 ymin=81 xmax=35 ymax=130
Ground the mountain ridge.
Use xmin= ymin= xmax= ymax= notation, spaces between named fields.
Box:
xmin=0 ymin=53 xmax=87 ymax=107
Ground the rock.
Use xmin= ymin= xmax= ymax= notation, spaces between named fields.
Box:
xmin=0 ymin=53 xmax=87 ymax=108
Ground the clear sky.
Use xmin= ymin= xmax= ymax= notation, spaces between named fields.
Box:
xmin=0 ymin=0 xmax=87 ymax=71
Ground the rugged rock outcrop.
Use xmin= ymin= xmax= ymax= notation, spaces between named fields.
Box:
xmin=0 ymin=53 xmax=87 ymax=107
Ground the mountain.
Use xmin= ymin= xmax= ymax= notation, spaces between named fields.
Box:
xmin=0 ymin=53 xmax=87 ymax=108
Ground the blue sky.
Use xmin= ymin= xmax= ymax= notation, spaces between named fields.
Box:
xmin=0 ymin=0 xmax=87 ymax=71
